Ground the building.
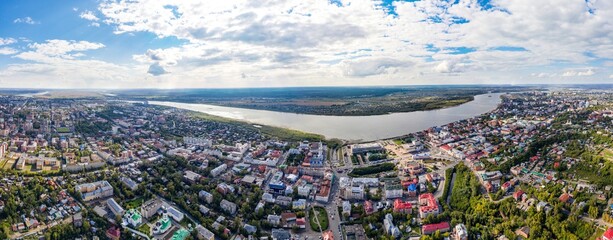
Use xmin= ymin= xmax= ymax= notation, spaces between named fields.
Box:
xmin=107 ymin=198 xmax=125 ymax=216
xmin=383 ymin=213 xmax=401 ymax=238
xmin=422 ymin=222 xmax=450 ymax=235
xmin=342 ymin=201 xmax=352 ymax=216
xmin=418 ymin=193 xmax=439 ymax=218
xmin=351 ymin=143 xmax=383 ymax=155
xmin=344 ymin=224 xmax=367 ymax=240
xmin=140 ymin=199 xmax=163 ymax=219
xmin=267 ymin=215 xmax=281 ymax=226
xmin=199 ymin=190 xmax=213 ymax=203
xmin=73 ymin=212 xmax=83 ymax=227
xmin=220 ymin=199 xmax=237 ymax=215
xmin=293 ymin=199 xmax=307 ymax=210
xmin=393 ymin=199 xmax=412 ymax=214
xmin=364 ymin=200 xmax=374 ymax=215
xmin=199 ymin=205 xmax=210 ymax=215
xmin=106 ymin=227 xmax=121 ymax=240
xmin=385 ymin=183 xmax=403 ymax=199
xmin=76 ymin=181 xmax=113 ymax=201
xmin=121 ymin=177 xmax=139 ymax=191
xmin=195 ymin=225 xmax=215 ymax=240
xmin=454 ymin=224 xmax=468 ymax=240
xmin=184 ymin=137 xmax=212 ymax=147
xmin=165 ymin=206 xmax=185 ymax=222
xmin=272 ymin=228 xmax=291 ymax=240
xmin=124 ymin=209 xmax=142 ymax=227
xmin=184 ymin=170 xmax=203 ymax=183
xmin=601 ymin=228 xmax=613 ymax=240
xmin=515 ymin=226 xmax=530 ymax=239
xmin=211 ymin=164 xmax=228 ymax=177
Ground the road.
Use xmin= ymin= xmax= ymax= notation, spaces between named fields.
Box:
xmin=446 ymin=172 xmax=457 ymax=205
xmin=125 ymin=226 xmax=151 ymax=240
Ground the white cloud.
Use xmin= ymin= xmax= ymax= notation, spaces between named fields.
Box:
xmin=562 ymin=69 xmax=595 ymax=77
xmin=609 ymin=74 xmax=613 ymax=79
xmin=531 ymin=72 xmax=556 ymax=78
xmin=341 ymin=58 xmax=410 ymax=77
xmin=0 ymin=47 xmax=18 ymax=55
xmin=0 ymin=38 xmax=17 ymax=46
xmin=433 ymin=59 xmax=471 ymax=73
xmin=3 ymin=0 xmax=613 ymax=88
xmin=13 ymin=17 xmax=39 ymax=24
xmin=80 ymin=11 xmax=100 ymax=21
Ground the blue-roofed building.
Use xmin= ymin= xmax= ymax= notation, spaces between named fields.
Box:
xmin=408 ymin=183 xmax=418 ymax=197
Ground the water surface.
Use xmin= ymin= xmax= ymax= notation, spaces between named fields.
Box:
xmin=150 ymin=93 xmax=503 ymax=141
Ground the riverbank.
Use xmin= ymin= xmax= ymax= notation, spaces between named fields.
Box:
xmin=188 ymin=111 xmax=343 ymax=147
xmin=149 ymin=92 xmax=505 ymax=141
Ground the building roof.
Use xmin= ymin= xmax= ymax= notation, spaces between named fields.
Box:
xmin=196 ymin=225 xmax=215 ymax=239
xmin=422 ymin=222 xmax=450 ymax=234
xmin=604 ymin=228 xmax=613 ymax=240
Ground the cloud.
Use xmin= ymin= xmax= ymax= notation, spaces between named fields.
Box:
xmin=433 ymin=60 xmax=469 ymax=73
xmin=531 ymin=72 xmax=556 ymax=78
xmin=4 ymin=0 xmax=613 ymax=88
xmin=0 ymin=47 xmax=18 ymax=55
xmin=13 ymin=17 xmax=39 ymax=24
xmin=562 ymin=69 xmax=595 ymax=77
xmin=12 ymin=40 xmax=105 ymax=67
xmin=147 ymin=63 xmax=168 ymax=76
xmin=341 ymin=58 xmax=410 ymax=77
xmin=0 ymin=38 xmax=17 ymax=46
xmin=609 ymin=74 xmax=613 ymax=79
xmin=80 ymin=10 xmax=100 ymax=21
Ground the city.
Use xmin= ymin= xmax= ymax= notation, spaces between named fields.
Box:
xmin=1 ymin=89 xmax=613 ymax=240
xmin=1 ymin=0 xmax=613 ymax=239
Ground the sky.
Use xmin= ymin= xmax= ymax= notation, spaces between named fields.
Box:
xmin=0 ymin=0 xmax=612 ymax=89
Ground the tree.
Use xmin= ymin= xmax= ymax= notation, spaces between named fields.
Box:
xmin=588 ymin=205 xmax=599 ymax=219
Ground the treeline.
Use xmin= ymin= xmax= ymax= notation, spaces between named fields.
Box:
xmin=349 ymin=163 xmax=395 ymax=177
xmin=75 ymin=120 xmax=112 ymax=135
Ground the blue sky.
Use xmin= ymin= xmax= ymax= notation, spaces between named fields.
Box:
xmin=0 ymin=0 xmax=611 ymax=88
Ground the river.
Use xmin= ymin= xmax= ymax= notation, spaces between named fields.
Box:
xmin=149 ymin=93 xmax=504 ymax=142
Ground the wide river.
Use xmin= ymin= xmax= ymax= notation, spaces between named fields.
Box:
xmin=150 ymin=93 xmax=504 ymax=142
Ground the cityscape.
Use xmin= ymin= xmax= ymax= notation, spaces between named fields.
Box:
xmin=1 ymin=0 xmax=613 ymax=240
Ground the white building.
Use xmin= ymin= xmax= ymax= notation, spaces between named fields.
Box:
xmin=220 ymin=199 xmax=237 ymax=215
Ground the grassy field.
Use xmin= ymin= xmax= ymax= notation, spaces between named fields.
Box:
xmin=309 ymin=206 xmax=329 ymax=231
xmin=56 ymin=127 xmax=71 ymax=133
xmin=0 ymin=159 xmax=12 ymax=170
xmin=137 ymin=223 xmax=151 ymax=237
xmin=125 ymin=197 xmax=146 ymax=209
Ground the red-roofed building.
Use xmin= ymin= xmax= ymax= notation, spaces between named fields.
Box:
xmin=559 ymin=193 xmax=571 ymax=204
xmin=440 ymin=145 xmax=452 ymax=153
xmin=600 ymin=228 xmax=613 ymax=240
xmin=323 ymin=230 xmax=335 ymax=240
xmin=296 ymin=218 xmax=306 ymax=229
xmin=418 ymin=193 xmax=439 ymax=218
xmin=364 ymin=201 xmax=374 ymax=215
xmin=393 ymin=199 xmax=412 ymax=214
xmin=501 ymin=181 xmax=511 ymax=192
xmin=106 ymin=227 xmax=121 ymax=240
xmin=422 ymin=222 xmax=451 ymax=235
xmin=513 ymin=190 xmax=525 ymax=201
